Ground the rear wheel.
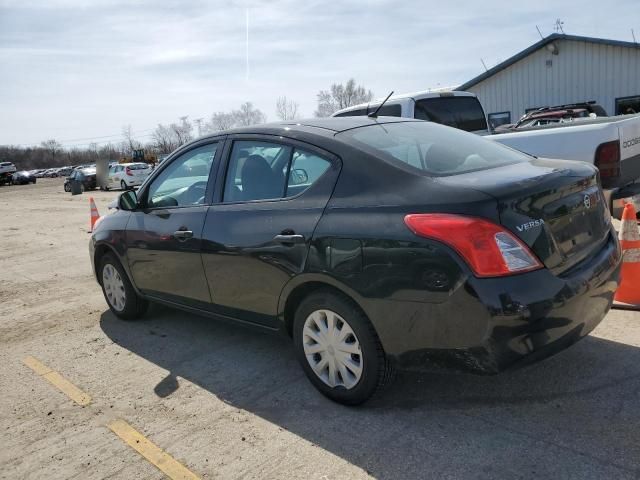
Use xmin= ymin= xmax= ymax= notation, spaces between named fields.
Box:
xmin=293 ymin=290 xmax=394 ymax=405
xmin=99 ymin=253 xmax=148 ymax=320
xmin=64 ymin=182 xmax=71 ymax=192
xmin=121 ymin=180 xmax=128 ymax=190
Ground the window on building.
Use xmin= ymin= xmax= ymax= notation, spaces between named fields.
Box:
xmin=487 ymin=112 xmax=512 ymax=130
xmin=616 ymin=95 xmax=640 ymax=115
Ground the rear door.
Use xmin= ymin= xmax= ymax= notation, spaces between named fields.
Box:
xmin=201 ymin=136 xmax=341 ymax=327
xmin=125 ymin=140 xmax=222 ymax=308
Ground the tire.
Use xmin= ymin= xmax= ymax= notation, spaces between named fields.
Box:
xmin=64 ymin=183 xmax=71 ymax=192
xmin=99 ymin=253 xmax=148 ymax=320
xmin=121 ymin=180 xmax=128 ymax=190
xmin=293 ymin=290 xmax=394 ymax=405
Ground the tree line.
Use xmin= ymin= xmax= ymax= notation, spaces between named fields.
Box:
xmin=1 ymin=79 xmax=374 ymax=170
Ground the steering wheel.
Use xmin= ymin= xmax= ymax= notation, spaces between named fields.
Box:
xmin=183 ymin=181 xmax=208 ymax=204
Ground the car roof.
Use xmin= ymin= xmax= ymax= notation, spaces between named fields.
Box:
xmin=199 ymin=116 xmax=420 ymax=138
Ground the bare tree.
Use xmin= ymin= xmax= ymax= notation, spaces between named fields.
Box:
xmin=151 ymin=117 xmax=193 ymax=154
xmin=206 ymin=112 xmax=237 ymax=133
xmin=40 ymin=139 xmax=63 ymax=164
xmin=121 ymin=125 xmax=141 ymax=154
xmin=152 ymin=124 xmax=177 ymax=154
xmin=170 ymin=116 xmax=193 ymax=146
xmin=233 ymin=102 xmax=267 ymax=126
xmin=314 ymin=78 xmax=374 ymax=117
xmin=275 ymin=96 xmax=300 ymax=120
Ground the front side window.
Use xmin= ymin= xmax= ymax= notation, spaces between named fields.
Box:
xmin=147 ymin=143 xmax=217 ymax=208
xmin=338 ymin=121 xmax=530 ymax=176
xmin=223 ymin=141 xmax=332 ymax=202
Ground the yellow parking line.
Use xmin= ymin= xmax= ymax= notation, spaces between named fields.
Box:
xmin=107 ymin=419 xmax=200 ymax=480
xmin=23 ymin=356 xmax=91 ymax=406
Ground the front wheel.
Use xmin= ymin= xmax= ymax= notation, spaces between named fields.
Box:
xmin=99 ymin=253 xmax=148 ymax=320
xmin=120 ymin=180 xmax=128 ymax=190
xmin=293 ymin=290 xmax=394 ymax=405
xmin=64 ymin=183 xmax=71 ymax=192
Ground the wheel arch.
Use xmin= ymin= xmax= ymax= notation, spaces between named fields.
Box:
xmin=278 ymin=274 xmax=370 ymax=338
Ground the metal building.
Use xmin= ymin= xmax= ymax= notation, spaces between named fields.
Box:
xmin=457 ymin=34 xmax=640 ymax=130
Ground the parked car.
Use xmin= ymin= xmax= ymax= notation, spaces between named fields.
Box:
xmin=11 ymin=170 xmax=37 ymax=185
xmin=64 ymin=167 xmax=96 ymax=192
xmin=334 ymin=90 xmax=640 ymax=214
xmin=106 ymin=162 xmax=152 ymax=190
xmin=0 ymin=161 xmax=17 ymax=185
xmin=57 ymin=167 xmax=73 ymax=177
xmin=90 ymin=117 xmax=621 ymax=405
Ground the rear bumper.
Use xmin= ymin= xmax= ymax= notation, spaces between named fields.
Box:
xmin=383 ymin=232 xmax=622 ymax=374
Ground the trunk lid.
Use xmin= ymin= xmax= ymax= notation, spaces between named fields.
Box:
xmin=434 ymin=158 xmax=611 ymax=273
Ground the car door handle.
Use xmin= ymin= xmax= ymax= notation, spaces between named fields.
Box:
xmin=173 ymin=229 xmax=193 ymax=241
xmin=273 ymin=234 xmax=305 ymax=244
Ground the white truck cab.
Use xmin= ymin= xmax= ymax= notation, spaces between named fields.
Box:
xmin=333 ymin=90 xmax=490 ymax=134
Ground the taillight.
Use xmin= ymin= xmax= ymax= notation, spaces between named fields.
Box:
xmin=125 ymin=167 xmax=133 ymax=176
xmin=594 ymin=141 xmax=620 ymax=179
xmin=404 ymin=214 xmax=543 ymax=277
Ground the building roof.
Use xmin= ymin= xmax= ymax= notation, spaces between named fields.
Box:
xmin=457 ymin=34 xmax=640 ymax=91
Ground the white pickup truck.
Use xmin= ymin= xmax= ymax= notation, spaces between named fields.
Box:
xmin=333 ymin=90 xmax=640 ymax=212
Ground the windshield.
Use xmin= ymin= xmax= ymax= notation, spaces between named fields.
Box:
xmin=338 ymin=121 xmax=530 ymax=176
xmin=414 ymin=96 xmax=487 ymax=132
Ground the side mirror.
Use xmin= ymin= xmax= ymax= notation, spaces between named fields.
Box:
xmin=290 ymin=168 xmax=309 ymax=185
xmin=118 ymin=190 xmax=138 ymax=211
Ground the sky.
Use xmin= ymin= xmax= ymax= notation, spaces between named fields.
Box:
xmin=1 ymin=0 xmax=638 ymax=147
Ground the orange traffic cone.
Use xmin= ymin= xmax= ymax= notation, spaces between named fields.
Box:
xmin=89 ymin=197 xmax=100 ymax=233
xmin=614 ymin=202 xmax=640 ymax=305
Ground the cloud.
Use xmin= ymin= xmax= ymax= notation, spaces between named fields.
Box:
xmin=0 ymin=0 xmax=637 ymax=145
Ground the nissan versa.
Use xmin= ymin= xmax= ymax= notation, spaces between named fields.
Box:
xmin=90 ymin=117 xmax=622 ymax=405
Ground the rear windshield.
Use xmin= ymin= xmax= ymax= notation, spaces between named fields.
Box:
xmin=338 ymin=121 xmax=530 ymax=176
xmin=414 ymin=96 xmax=488 ymax=132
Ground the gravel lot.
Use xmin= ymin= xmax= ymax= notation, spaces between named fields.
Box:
xmin=1 ymin=178 xmax=639 ymax=480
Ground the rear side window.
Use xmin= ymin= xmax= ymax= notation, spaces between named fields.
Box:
xmin=414 ymin=97 xmax=487 ymax=132
xmin=338 ymin=121 xmax=530 ymax=176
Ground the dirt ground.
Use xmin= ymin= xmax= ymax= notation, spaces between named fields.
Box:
xmin=1 ymin=178 xmax=639 ymax=480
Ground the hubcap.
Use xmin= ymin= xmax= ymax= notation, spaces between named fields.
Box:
xmin=102 ymin=263 xmax=126 ymax=312
xmin=302 ymin=309 xmax=363 ymax=389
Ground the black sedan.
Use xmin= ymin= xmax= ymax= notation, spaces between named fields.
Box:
xmin=11 ymin=170 xmax=37 ymax=185
xmin=90 ymin=117 xmax=621 ymax=405
xmin=64 ymin=167 xmax=97 ymax=192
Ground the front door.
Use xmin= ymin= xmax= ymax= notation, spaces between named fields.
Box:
xmin=125 ymin=141 xmax=221 ymax=308
xmin=202 ymin=137 xmax=340 ymax=327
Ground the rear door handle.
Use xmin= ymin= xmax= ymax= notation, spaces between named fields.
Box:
xmin=174 ymin=229 xmax=193 ymax=241
xmin=274 ymin=234 xmax=305 ymax=244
